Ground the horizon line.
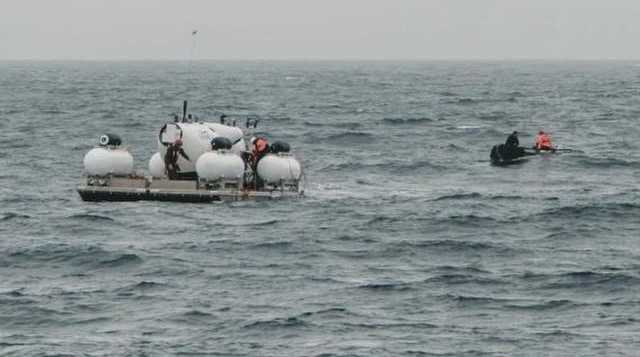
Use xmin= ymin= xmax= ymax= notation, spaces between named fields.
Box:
xmin=2 ymin=57 xmax=640 ymax=62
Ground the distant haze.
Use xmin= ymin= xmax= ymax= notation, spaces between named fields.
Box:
xmin=1 ymin=0 xmax=639 ymax=60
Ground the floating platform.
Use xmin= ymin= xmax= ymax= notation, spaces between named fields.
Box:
xmin=77 ymin=176 xmax=303 ymax=202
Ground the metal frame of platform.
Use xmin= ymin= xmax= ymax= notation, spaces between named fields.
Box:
xmin=77 ymin=176 xmax=303 ymax=202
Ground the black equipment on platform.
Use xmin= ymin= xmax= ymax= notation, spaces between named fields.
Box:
xmin=99 ymin=133 xmax=122 ymax=147
xmin=211 ymin=137 xmax=233 ymax=150
xmin=269 ymin=141 xmax=291 ymax=154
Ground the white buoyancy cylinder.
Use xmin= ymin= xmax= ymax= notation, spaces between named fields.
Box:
xmin=257 ymin=154 xmax=302 ymax=183
xmin=158 ymin=122 xmax=246 ymax=173
xmin=196 ymin=151 xmax=245 ymax=181
xmin=148 ymin=152 xmax=166 ymax=178
xmin=83 ymin=147 xmax=134 ymax=176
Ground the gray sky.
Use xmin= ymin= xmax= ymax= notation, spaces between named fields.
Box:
xmin=1 ymin=0 xmax=640 ymax=60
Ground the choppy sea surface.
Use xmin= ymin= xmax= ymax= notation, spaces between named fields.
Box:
xmin=1 ymin=61 xmax=639 ymax=356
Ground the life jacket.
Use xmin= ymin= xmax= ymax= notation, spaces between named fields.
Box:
xmin=536 ymin=134 xmax=553 ymax=150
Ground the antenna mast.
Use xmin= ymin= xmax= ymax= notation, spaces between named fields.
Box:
xmin=184 ymin=29 xmax=198 ymax=120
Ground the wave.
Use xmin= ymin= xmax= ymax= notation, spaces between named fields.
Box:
xmin=504 ymin=299 xmax=582 ymax=311
xmin=522 ymin=270 xmax=640 ymax=290
xmin=426 ymin=265 xmax=497 ymax=284
xmin=98 ymin=253 xmax=142 ymax=268
xmin=243 ymin=316 xmax=308 ymax=329
xmin=574 ymin=157 xmax=640 ymax=169
xmin=442 ymin=96 xmax=520 ymax=105
xmin=0 ymin=212 xmax=32 ymax=221
xmin=321 ymin=158 xmax=447 ymax=173
xmin=523 ymin=202 xmax=640 ymax=222
xmin=432 ymin=192 xmax=542 ymax=202
xmin=344 ymin=321 xmax=439 ymax=330
xmin=180 ymin=310 xmax=214 ymax=318
xmin=453 ymin=97 xmax=476 ymax=105
xmin=40 ymin=109 xmax=68 ymax=116
xmin=303 ymin=121 xmax=362 ymax=129
xmin=381 ymin=117 xmax=434 ymax=125
xmin=568 ymin=316 xmax=640 ymax=329
xmin=441 ymin=294 xmax=579 ymax=312
xmin=456 ymin=124 xmax=485 ymax=131
xmin=218 ymin=218 xmax=280 ymax=227
xmin=264 ymin=115 xmax=293 ymax=122
xmin=437 ymin=214 xmax=499 ymax=228
xmin=250 ymin=240 xmax=293 ymax=249
xmin=434 ymin=265 xmax=491 ymax=275
xmin=67 ymin=213 xmax=115 ymax=222
xmin=115 ymin=281 xmax=166 ymax=295
xmin=489 ymin=194 xmax=531 ymax=201
xmin=424 ymin=273 xmax=504 ymax=286
xmin=1 ymin=289 xmax=26 ymax=297
xmin=2 ymin=244 xmax=142 ymax=270
xmin=478 ymin=112 xmax=508 ymax=121
xmin=308 ymin=103 xmax=342 ymax=110
xmin=357 ymin=281 xmax=414 ymax=291
xmin=322 ymin=131 xmax=374 ymax=144
xmin=432 ymin=192 xmax=482 ymax=201
xmin=399 ymin=239 xmax=514 ymax=254
xmin=297 ymin=307 xmax=350 ymax=318
xmin=443 ymin=293 xmax=508 ymax=306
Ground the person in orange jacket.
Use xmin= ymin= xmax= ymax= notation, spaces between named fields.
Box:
xmin=250 ymin=136 xmax=270 ymax=170
xmin=535 ymin=130 xmax=554 ymax=151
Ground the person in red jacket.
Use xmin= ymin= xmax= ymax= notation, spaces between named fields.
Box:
xmin=535 ymin=130 xmax=555 ymax=151
xmin=250 ymin=137 xmax=270 ymax=170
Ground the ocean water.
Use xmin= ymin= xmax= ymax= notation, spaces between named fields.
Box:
xmin=1 ymin=61 xmax=639 ymax=356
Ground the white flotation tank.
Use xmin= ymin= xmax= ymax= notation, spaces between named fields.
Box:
xmin=83 ymin=147 xmax=134 ymax=176
xmin=195 ymin=151 xmax=245 ymax=181
xmin=256 ymin=154 xmax=302 ymax=183
xmin=148 ymin=152 xmax=166 ymax=178
xmin=158 ymin=122 xmax=246 ymax=174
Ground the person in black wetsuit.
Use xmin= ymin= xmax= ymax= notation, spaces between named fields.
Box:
xmin=505 ymin=131 xmax=519 ymax=148
xmin=164 ymin=139 xmax=191 ymax=180
xmin=504 ymin=131 xmax=522 ymax=159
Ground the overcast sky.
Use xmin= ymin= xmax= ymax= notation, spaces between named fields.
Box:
xmin=1 ymin=0 xmax=639 ymax=60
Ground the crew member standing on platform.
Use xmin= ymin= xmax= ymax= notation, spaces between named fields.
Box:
xmin=164 ymin=139 xmax=190 ymax=180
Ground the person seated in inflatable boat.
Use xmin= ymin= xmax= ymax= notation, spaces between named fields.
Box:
xmin=534 ymin=130 xmax=555 ymax=151
xmin=505 ymin=131 xmax=519 ymax=148
xmin=498 ymin=131 xmax=525 ymax=159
